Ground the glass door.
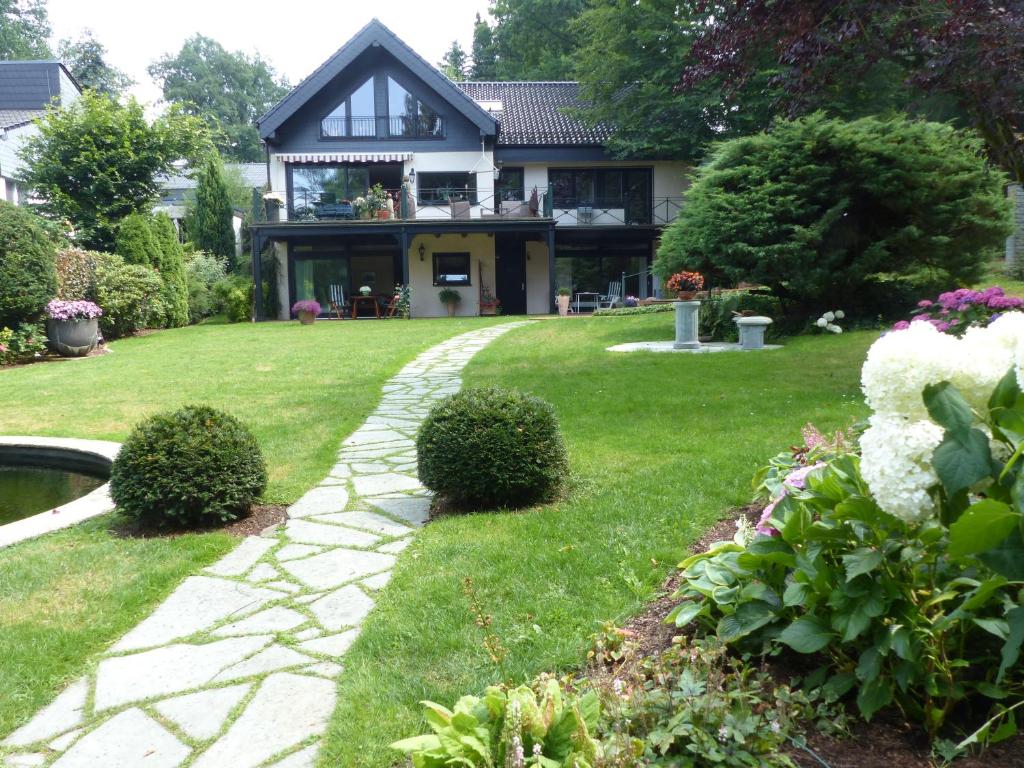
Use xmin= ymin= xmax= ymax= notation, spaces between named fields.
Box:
xmin=294 ymin=257 xmax=349 ymax=315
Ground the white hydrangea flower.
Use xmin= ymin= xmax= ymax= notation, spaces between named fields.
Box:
xmin=956 ymin=320 xmax=1019 ymax=410
xmin=823 ymin=311 xmax=835 ymax=322
xmin=860 ymin=415 xmax=944 ymax=522
xmin=816 ymin=317 xmax=827 ymax=328
xmin=861 ymin=322 xmax=961 ymax=419
xmin=834 ymin=310 xmax=845 ymax=320
xmin=826 ymin=323 xmax=842 ymax=334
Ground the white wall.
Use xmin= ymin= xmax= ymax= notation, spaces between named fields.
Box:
xmin=0 ymin=122 xmax=39 ymax=195
xmin=525 ymin=240 xmax=551 ymax=314
xmin=408 ymin=233 xmax=494 ymax=317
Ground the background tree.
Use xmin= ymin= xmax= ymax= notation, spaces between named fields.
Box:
xmin=115 ymin=213 xmax=159 ymax=267
xmin=0 ymin=0 xmax=50 ymax=59
xmin=655 ymin=115 xmax=1012 ymax=316
xmin=187 ymin=156 xmax=236 ymax=269
xmin=151 ymin=212 xmax=190 ymax=327
xmin=148 ymin=35 xmax=289 ymax=163
xmin=439 ymin=41 xmax=468 ymax=81
xmin=19 ymin=92 xmax=210 ymax=251
xmin=470 ymin=13 xmax=498 ymax=80
xmin=489 ymin=0 xmax=584 ymax=80
xmin=678 ymin=0 xmax=1024 ymax=181
xmin=58 ymin=30 xmax=133 ymax=97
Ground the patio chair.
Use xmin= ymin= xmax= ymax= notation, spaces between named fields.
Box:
xmin=598 ymin=281 xmax=622 ymax=310
xmin=328 ymin=284 xmax=347 ymax=319
xmin=450 ymin=200 xmax=472 ymax=219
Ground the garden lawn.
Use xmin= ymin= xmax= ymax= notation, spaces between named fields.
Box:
xmin=0 ymin=317 xmax=505 ymax=502
xmin=0 ymin=317 xmax=503 ymax=742
xmin=320 ymin=314 xmax=874 ymax=768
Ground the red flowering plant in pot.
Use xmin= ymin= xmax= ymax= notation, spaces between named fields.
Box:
xmin=292 ymin=299 xmax=321 ymax=325
xmin=666 ymin=271 xmax=705 ymax=300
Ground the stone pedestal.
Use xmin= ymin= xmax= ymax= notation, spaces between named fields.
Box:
xmin=735 ymin=316 xmax=773 ymax=350
xmin=673 ymin=301 xmax=700 ymax=349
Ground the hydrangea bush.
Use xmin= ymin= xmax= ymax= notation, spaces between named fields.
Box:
xmin=893 ymin=286 xmax=1024 ymax=334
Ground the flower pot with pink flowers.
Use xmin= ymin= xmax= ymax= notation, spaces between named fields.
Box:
xmin=666 ymin=271 xmax=704 ymax=300
xmin=45 ymin=299 xmax=102 ymax=356
xmin=292 ymin=299 xmax=321 ymax=324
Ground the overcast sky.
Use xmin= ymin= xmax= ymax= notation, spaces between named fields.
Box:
xmin=47 ymin=0 xmax=491 ymax=107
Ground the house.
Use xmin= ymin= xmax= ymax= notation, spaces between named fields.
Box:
xmin=155 ymin=162 xmax=266 ymax=256
xmin=0 ymin=61 xmax=81 ymax=205
xmin=251 ymin=19 xmax=686 ymax=319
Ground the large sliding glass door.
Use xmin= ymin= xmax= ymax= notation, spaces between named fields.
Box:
xmin=294 ymin=257 xmax=349 ymax=314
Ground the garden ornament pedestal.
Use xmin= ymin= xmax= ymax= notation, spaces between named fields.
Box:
xmin=735 ymin=316 xmax=773 ymax=350
xmin=673 ymin=301 xmax=701 ymax=349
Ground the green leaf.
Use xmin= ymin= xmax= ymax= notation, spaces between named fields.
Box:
xmin=668 ymin=601 xmax=703 ymax=628
xmin=949 ymin=500 xmax=1018 ymax=558
xmin=783 ymin=580 xmax=809 ymax=607
xmin=989 ymin=368 xmax=1021 ymax=411
xmin=822 ymin=671 xmax=856 ymax=702
xmin=856 ymin=677 xmax=893 ymax=721
xmin=932 ymin=428 xmax=993 ymax=496
xmin=998 ymin=607 xmax=1024 ymax=683
xmin=856 ymin=646 xmax=883 ymax=683
xmin=924 ymin=381 xmax=975 ymax=434
xmin=979 ymin=528 xmax=1024 ymax=580
xmin=973 ymin=617 xmax=1010 ymax=640
xmin=717 ymin=600 xmax=777 ymax=643
xmin=841 ymin=547 xmax=884 ymax=581
xmin=390 ymin=735 xmax=442 ymax=753
xmin=779 ymin=617 xmax=833 ymax=653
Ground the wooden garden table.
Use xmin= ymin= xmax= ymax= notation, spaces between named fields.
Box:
xmin=351 ymin=295 xmax=381 ymax=319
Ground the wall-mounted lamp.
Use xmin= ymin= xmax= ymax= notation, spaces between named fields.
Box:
xmin=418 ymin=242 xmax=426 ymax=262
xmin=408 ymin=167 xmax=416 ymax=184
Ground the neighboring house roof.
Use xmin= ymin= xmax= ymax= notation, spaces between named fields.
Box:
xmin=0 ymin=61 xmax=81 ymax=110
xmin=258 ymin=18 xmax=498 ymax=140
xmin=0 ymin=108 xmax=45 ymax=130
xmin=456 ymin=82 xmax=612 ymax=147
xmin=157 ymin=162 xmax=267 ymax=191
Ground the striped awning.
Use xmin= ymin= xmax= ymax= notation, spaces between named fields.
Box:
xmin=275 ymin=152 xmax=412 ymax=164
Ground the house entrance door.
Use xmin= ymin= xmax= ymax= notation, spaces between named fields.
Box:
xmin=495 ymin=235 xmax=527 ymax=315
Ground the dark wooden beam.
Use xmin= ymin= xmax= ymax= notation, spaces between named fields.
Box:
xmin=252 ymin=232 xmax=264 ymax=321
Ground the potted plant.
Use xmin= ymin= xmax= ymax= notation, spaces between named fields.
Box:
xmin=45 ymin=299 xmax=102 ymax=357
xmin=359 ymin=285 xmax=372 ymax=296
xmin=438 ymin=288 xmax=461 ymax=317
xmin=292 ymin=299 xmax=321 ymax=325
xmin=666 ymin=271 xmax=705 ymax=300
xmin=556 ymin=287 xmax=572 ymax=317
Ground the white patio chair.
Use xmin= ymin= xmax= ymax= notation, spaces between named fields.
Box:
xmin=598 ymin=281 xmax=621 ymax=310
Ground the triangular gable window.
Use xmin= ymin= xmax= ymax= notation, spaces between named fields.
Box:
xmin=321 ymin=75 xmax=443 ymax=139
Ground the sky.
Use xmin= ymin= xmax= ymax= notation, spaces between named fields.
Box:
xmin=46 ymin=0 xmax=491 ymax=108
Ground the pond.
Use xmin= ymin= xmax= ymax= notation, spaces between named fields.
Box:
xmin=0 ymin=464 xmax=106 ymax=526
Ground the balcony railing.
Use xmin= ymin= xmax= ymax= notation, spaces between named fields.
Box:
xmin=273 ymin=187 xmax=684 ymax=226
xmin=320 ymin=115 xmax=445 ymax=139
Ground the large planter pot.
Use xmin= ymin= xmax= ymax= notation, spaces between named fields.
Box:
xmin=297 ymin=310 xmax=316 ymax=325
xmin=676 ymin=290 xmax=697 ymax=301
xmin=445 ymin=302 xmax=457 ymax=317
xmin=47 ymin=318 xmax=98 ymax=357
xmin=376 ymin=209 xmax=391 ymax=220
xmin=556 ymin=295 xmax=571 ymax=316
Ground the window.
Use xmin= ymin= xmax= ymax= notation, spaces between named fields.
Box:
xmin=290 ymin=165 xmax=370 ymax=217
xmin=495 ymin=166 xmax=525 ymax=202
xmin=549 ymin=168 xmax=652 ymax=223
xmin=418 ymin=172 xmax=477 ymax=206
xmin=433 ymin=252 xmax=471 ymax=286
xmin=322 ymin=75 xmax=445 ymax=139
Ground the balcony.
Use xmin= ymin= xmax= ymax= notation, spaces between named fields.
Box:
xmin=319 ymin=115 xmax=445 ymax=139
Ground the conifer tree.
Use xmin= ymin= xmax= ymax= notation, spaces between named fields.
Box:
xmin=152 ymin=212 xmax=190 ymax=327
xmin=188 ymin=156 xmax=236 ymax=269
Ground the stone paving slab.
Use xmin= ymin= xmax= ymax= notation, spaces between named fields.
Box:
xmin=5 ymin=322 xmax=530 ymax=766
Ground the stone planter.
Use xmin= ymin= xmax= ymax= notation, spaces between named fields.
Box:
xmin=297 ymin=310 xmax=316 ymax=325
xmin=673 ymin=301 xmax=701 ymax=350
xmin=676 ymin=291 xmax=697 ymax=301
xmin=735 ymin=315 xmax=773 ymax=350
xmin=556 ymin=295 xmax=571 ymax=316
xmin=47 ymin=318 xmax=99 ymax=357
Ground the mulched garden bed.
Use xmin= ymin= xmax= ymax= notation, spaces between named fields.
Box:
xmin=112 ymin=504 xmax=288 ymax=539
xmin=609 ymin=506 xmax=1024 ymax=768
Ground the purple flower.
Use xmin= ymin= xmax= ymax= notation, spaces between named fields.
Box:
xmin=755 ymin=498 xmax=779 ymax=536
xmin=892 ymin=320 xmax=910 ymax=330
xmin=46 ymin=299 xmax=102 ymax=320
xmin=782 ymin=462 xmax=827 ymax=490
xmin=291 ymin=299 xmax=321 ymax=315
xmin=917 ymin=299 xmax=933 ymax=308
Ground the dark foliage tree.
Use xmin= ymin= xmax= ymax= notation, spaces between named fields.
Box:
xmin=655 ymin=115 xmax=1012 ymax=315
xmin=470 ymin=13 xmax=498 ymax=80
xmin=188 ymin=156 xmax=236 ymax=269
xmin=152 ymin=212 xmax=190 ymax=327
xmin=0 ymin=0 xmax=50 ymax=59
xmin=58 ymin=30 xmax=133 ymax=97
xmin=439 ymin=40 xmax=468 ymax=80
xmin=489 ymin=0 xmax=585 ymax=80
xmin=115 ymin=212 xmax=159 ymax=267
xmin=19 ymin=92 xmax=210 ymax=251
xmin=679 ymin=0 xmax=1024 ymax=181
xmin=148 ymin=35 xmax=289 ymax=163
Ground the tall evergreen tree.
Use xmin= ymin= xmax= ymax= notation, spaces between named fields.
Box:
xmin=439 ymin=41 xmax=468 ymax=81
xmin=470 ymin=14 xmax=498 ymax=80
xmin=188 ymin=157 xmax=236 ymax=269
xmin=490 ymin=0 xmax=585 ymax=80
xmin=58 ymin=31 xmax=133 ymax=97
xmin=115 ymin=213 xmax=159 ymax=267
xmin=151 ymin=212 xmax=190 ymax=327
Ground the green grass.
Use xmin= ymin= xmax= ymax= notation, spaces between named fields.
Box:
xmin=0 ymin=517 xmax=236 ymax=737
xmin=0 ymin=317 xmax=505 ymax=502
xmin=319 ymin=314 xmax=874 ymax=767
xmin=978 ymin=260 xmax=1024 ymax=298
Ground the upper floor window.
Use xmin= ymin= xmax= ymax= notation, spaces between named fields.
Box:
xmin=495 ymin=166 xmax=525 ymax=202
xmin=549 ymin=167 xmax=653 ymax=223
xmin=321 ymin=74 xmax=444 ymax=139
xmin=417 ymin=172 xmax=477 ymax=206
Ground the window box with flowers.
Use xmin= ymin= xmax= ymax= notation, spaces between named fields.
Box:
xmin=46 ymin=299 xmax=102 ymax=357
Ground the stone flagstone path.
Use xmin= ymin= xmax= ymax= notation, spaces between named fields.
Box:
xmin=1 ymin=322 xmax=529 ymax=768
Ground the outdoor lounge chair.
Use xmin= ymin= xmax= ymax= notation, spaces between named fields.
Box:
xmin=328 ymin=284 xmax=348 ymax=319
xmin=598 ymin=281 xmax=622 ymax=309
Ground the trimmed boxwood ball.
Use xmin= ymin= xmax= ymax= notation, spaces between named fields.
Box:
xmin=417 ymin=387 xmax=568 ymax=510
xmin=110 ymin=405 xmax=267 ymax=527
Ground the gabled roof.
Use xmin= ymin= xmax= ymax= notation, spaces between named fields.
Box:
xmin=0 ymin=108 xmax=45 ymax=130
xmin=258 ymin=19 xmax=497 ymax=140
xmin=0 ymin=61 xmax=81 ymax=111
xmin=456 ymin=82 xmax=612 ymax=147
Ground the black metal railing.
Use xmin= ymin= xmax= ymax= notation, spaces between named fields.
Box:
xmin=320 ymin=115 xmax=445 ymax=139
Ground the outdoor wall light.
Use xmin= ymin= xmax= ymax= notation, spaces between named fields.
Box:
xmin=418 ymin=243 xmax=426 ymax=261
xmin=408 ymin=168 xmax=416 ymax=184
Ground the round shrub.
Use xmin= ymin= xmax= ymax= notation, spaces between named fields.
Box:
xmin=110 ymin=405 xmax=267 ymax=527
xmin=95 ymin=255 xmax=165 ymax=338
xmin=0 ymin=200 xmax=57 ymax=328
xmin=417 ymin=387 xmax=568 ymax=510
